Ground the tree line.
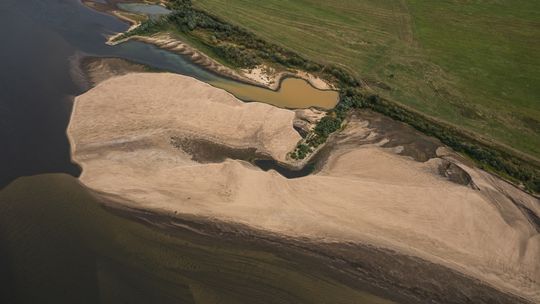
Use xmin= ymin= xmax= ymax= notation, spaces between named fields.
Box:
xmin=119 ymin=0 xmax=539 ymax=193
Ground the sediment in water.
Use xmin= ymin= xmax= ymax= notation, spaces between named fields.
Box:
xmin=68 ymin=72 xmax=540 ymax=303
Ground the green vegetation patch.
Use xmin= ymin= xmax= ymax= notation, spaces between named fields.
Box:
xmin=117 ymin=0 xmax=539 ymax=192
xmin=192 ymin=0 xmax=540 ymax=158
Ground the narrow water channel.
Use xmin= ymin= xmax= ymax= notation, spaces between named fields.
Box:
xmin=94 ymin=0 xmax=339 ymax=109
xmin=0 ymin=1 xmax=392 ymax=302
xmin=0 ymin=0 xmax=336 ymax=187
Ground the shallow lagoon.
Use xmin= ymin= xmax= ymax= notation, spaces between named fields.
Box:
xmin=0 ymin=0 xmax=387 ymax=303
xmin=0 ymin=0 xmax=336 ymax=187
xmin=117 ymin=3 xmax=171 ymax=19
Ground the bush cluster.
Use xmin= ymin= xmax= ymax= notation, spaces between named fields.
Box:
xmin=121 ymin=0 xmax=539 ymax=192
xmin=338 ymin=88 xmax=540 ymax=192
xmin=290 ymin=143 xmax=311 ymax=160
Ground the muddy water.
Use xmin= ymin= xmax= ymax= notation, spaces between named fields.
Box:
xmin=0 ymin=174 xmax=395 ymax=304
xmin=89 ymin=0 xmax=339 ymax=109
xmin=170 ymin=136 xmax=316 ymax=177
xmin=0 ymin=0 xmax=337 ymax=187
xmin=212 ymin=77 xmax=339 ymax=109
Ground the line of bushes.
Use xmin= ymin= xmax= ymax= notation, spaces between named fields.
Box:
xmin=290 ymin=115 xmax=342 ymax=160
xmin=113 ymin=17 xmax=167 ymax=41
xmin=117 ymin=0 xmax=358 ymax=86
xmin=338 ymin=88 xmax=540 ymax=192
xmin=118 ymin=0 xmax=538 ymax=192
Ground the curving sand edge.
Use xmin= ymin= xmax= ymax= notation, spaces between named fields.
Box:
xmin=68 ymin=73 xmax=540 ymax=302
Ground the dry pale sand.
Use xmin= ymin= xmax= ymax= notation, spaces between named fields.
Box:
xmin=68 ymin=73 xmax=540 ymax=302
xmin=241 ymin=66 xmax=334 ymax=91
xmin=108 ymin=33 xmax=260 ymax=86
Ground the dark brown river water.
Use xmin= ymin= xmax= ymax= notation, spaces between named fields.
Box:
xmin=0 ymin=2 xmax=530 ymax=304
xmin=0 ymin=1 xmax=390 ymax=303
xmin=0 ymin=0 xmax=336 ymax=188
xmin=0 ymin=174 xmax=396 ymax=304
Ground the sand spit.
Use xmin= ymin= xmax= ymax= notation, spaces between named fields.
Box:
xmin=108 ymin=33 xmax=258 ymax=84
xmin=68 ymin=73 xmax=539 ymax=302
xmin=85 ymin=0 xmax=333 ymax=92
xmin=108 ymin=32 xmax=333 ymax=91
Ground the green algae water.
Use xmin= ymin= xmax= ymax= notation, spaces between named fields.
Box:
xmin=0 ymin=174 xmax=393 ymax=304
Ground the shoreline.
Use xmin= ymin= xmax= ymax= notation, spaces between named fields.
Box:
xmin=98 ymin=193 xmax=533 ymax=304
xmin=67 ymin=73 xmax=540 ymax=303
xmin=76 ymin=56 xmax=331 ymax=168
xmin=85 ymin=0 xmax=335 ymax=94
xmin=108 ymin=32 xmax=336 ymax=93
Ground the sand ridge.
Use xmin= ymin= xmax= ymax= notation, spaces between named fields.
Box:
xmin=68 ymin=73 xmax=540 ymax=302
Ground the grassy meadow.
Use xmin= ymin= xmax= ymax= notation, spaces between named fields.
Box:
xmin=192 ymin=0 xmax=540 ymax=159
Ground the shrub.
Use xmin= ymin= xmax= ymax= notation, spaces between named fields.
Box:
xmin=315 ymin=116 xmax=342 ymax=137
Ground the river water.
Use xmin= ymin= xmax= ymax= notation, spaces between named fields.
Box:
xmin=0 ymin=0 xmax=337 ymax=187
xmin=0 ymin=174 xmax=395 ymax=304
xmin=0 ymin=0 xmax=391 ymax=303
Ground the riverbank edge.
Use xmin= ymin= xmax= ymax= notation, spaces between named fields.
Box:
xmin=92 ymin=0 xmax=336 ymax=94
xmin=66 ymin=71 xmax=539 ymax=302
xmin=75 ymin=57 xmax=332 ymax=168
xmin=108 ymin=32 xmax=337 ymax=94
xmin=96 ymin=0 xmax=336 ymax=93
xmin=99 ymin=0 xmax=539 ymax=194
xmin=93 ymin=189 xmax=533 ymax=304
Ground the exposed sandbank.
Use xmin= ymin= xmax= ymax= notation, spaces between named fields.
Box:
xmin=108 ymin=32 xmax=334 ymax=92
xmin=68 ymin=73 xmax=540 ymax=303
xmin=80 ymin=57 xmax=150 ymax=86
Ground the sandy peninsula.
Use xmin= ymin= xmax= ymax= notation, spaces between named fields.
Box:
xmin=68 ymin=73 xmax=539 ymax=303
xmin=108 ymin=32 xmax=333 ymax=91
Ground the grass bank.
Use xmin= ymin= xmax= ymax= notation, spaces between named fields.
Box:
xmin=193 ymin=0 xmax=540 ymax=159
xmin=113 ymin=0 xmax=539 ymax=193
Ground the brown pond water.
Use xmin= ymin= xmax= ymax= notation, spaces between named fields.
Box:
xmin=211 ymin=77 xmax=339 ymax=109
xmin=90 ymin=0 xmax=340 ymax=110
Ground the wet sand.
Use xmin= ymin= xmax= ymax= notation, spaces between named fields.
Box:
xmin=68 ymin=73 xmax=540 ymax=303
xmin=0 ymin=171 xmax=532 ymax=304
xmin=83 ymin=0 xmax=340 ymax=109
xmin=0 ymin=173 xmax=395 ymax=304
xmin=108 ymin=203 xmax=531 ymax=304
xmin=80 ymin=57 xmax=152 ymax=86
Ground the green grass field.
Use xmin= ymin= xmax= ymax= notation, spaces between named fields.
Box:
xmin=193 ymin=0 xmax=540 ymax=159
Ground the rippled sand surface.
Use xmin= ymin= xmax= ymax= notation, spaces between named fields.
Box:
xmin=68 ymin=73 xmax=540 ymax=302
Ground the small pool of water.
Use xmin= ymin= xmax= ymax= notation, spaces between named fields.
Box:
xmin=212 ymin=77 xmax=339 ymax=109
xmin=117 ymin=3 xmax=171 ymax=19
xmin=254 ymin=159 xmax=316 ymax=178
